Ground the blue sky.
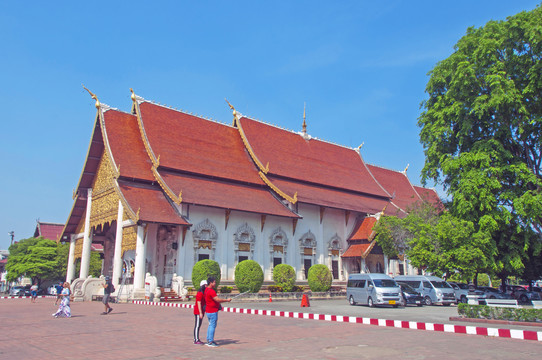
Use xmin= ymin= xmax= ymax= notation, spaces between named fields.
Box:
xmin=1 ymin=1 xmax=539 ymax=249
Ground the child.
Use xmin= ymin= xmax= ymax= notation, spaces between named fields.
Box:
xmin=193 ymin=280 xmax=207 ymax=344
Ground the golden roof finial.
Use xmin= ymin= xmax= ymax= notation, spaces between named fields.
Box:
xmin=130 ymin=88 xmax=136 ymax=102
xmin=403 ymin=164 xmax=410 ymax=174
xmin=358 ymin=142 xmax=364 ymax=150
xmin=302 ymin=102 xmax=307 ymax=134
xmin=82 ymin=84 xmax=100 ymax=109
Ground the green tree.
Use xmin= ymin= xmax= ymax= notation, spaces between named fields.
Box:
xmin=56 ymin=243 xmax=102 ymax=280
xmin=418 ymin=6 xmax=542 ymax=284
xmin=6 ymin=237 xmax=58 ymax=286
xmin=374 ymin=201 xmax=490 ymax=281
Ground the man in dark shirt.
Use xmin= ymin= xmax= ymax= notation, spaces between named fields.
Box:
xmin=55 ymin=282 xmax=63 ymax=305
xmin=102 ymin=276 xmax=114 ymax=315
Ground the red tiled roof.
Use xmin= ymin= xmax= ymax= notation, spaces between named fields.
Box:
xmin=413 ymin=186 xmax=444 ymax=211
xmin=118 ymin=182 xmax=190 ymax=226
xmin=139 ymin=102 xmax=262 ymax=185
xmin=104 ymin=109 xmax=154 ymax=182
xmin=366 ymin=165 xmax=422 ymax=212
xmin=348 ymin=217 xmax=377 ymax=241
xmin=238 ymin=117 xmax=390 ymax=197
xmin=91 ymin=244 xmax=104 ymax=251
xmin=34 ymin=222 xmax=64 ymax=241
xmin=341 ymin=243 xmax=372 ymax=258
xmin=159 ymin=171 xmax=299 ymax=218
xmin=268 ymin=176 xmax=389 ymax=214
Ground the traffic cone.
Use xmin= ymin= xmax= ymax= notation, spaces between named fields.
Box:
xmin=301 ymin=294 xmax=310 ymax=307
xmin=269 ymin=293 xmax=272 ymax=302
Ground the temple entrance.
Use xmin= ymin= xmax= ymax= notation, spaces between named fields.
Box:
xmin=155 ymin=226 xmax=178 ymax=287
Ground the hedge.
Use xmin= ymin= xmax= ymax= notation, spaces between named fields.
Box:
xmin=457 ymin=303 xmax=542 ymax=322
xmin=273 ymin=264 xmax=296 ymax=292
xmin=192 ymin=259 xmax=221 ymax=289
xmin=307 ymin=264 xmax=332 ymax=292
xmin=234 ymin=260 xmax=264 ymax=293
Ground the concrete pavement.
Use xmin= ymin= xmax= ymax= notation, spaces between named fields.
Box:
xmin=1 ymin=297 xmax=540 ymax=359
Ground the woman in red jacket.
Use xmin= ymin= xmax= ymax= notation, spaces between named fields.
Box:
xmin=193 ymin=280 xmax=207 ymax=344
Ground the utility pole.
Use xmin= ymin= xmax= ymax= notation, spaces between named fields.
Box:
xmin=8 ymin=231 xmax=14 ymax=246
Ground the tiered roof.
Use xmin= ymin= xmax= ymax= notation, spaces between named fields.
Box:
xmin=236 ymin=116 xmax=390 ymax=213
xmin=60 ymin=90 xmax=442 ymax=245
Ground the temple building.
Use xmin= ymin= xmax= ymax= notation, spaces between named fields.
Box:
xmin=59 ymin=89 xmax=440 ymax=299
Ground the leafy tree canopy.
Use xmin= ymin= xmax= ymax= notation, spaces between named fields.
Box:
xmin=418 ymin=6 xmax=542 ymax=278
xmin=6 ymin=237 xmax=58 ymax=285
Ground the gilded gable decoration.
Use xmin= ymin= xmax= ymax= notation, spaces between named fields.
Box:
xmin=122 ymin=226 xmax=137 ymax=253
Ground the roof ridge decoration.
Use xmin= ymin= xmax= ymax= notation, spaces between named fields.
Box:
xmin=130 ymin=89 xmax=183 ymax=206
xmin=226 ymin=100 xmax=270 ymax=174
xmin=258 ymin=172 xmax=298 ymax=204
xmin=82 ymin=85 xmax=120 ymax=180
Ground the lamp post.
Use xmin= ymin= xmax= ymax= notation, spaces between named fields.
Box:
xmin=8 ymin=231 xmax=14 ymax=246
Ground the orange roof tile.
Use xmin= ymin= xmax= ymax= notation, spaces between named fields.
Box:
xmin=104 ymin=109 xmax=154 ymax=182
xmin=341 ymin=243 xmax=372 ymax=258
xmin=159 ymin=171 xmax=299 ymax=218
xmin=238 ymin=117 xmax=390 ymax=197
xmin=118 ymin=182 xmax=189 ymax=226
xmin=413 ymin=186 xmax=444 ymax=211
xmin=348 ymin=217 xmax=377 ymax=241
xmin=269 ymin=177 xmax=389 ymax=214
xmin=139 ymin=102 xmax=262 ymax=185
xmin=366 ymin=165 xmax=422 ymax=212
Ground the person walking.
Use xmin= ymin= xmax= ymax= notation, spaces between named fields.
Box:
xmin=52 ymin=282 xmax=71 ymax=318
xmin=30 ymin=282 xmax=38 ymax=303
xmin=204 ymin=277 xmax=231 ymax=347
xmin=54 ymin=281 xmax=63 ymax=305
xmin=102 ymin=276 xmax=114 ymax=315
xmin=193 ymin=279 xmax=207 ymax=345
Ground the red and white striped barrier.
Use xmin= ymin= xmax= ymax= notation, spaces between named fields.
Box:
xmin=131 ymin=300 xmax=542 ymax=342
xmin=0 ymin=295 xmax=55 ymax=300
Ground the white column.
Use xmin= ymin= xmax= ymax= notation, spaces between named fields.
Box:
xmin=79 ymin=188 xmax=93 ymax=279
xmin=111 ymin=200 xmax=124 ymax=287
xmin=339 ymin=250 xmax=344 ymax=280
xmin=384 ymin=255 xmax=389 ymax=276
xmin=133 ymin=224 xmax=147 ymax=297
xmin=66 ymin=236 xmax=76 ymax=282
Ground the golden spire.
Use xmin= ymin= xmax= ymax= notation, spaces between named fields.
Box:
xmin=225 ymin=99 xmax=238 ymax=126
xmin=402 ymin=164 xmax=410 ymax=174
xmin=302 ymin=102 xmax=307 ymax=134
xmin=82 ymin=84 xmax=100 ymax=109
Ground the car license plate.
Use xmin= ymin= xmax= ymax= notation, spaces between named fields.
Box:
xmin=389 ymin=300 xmax=396 ymax=305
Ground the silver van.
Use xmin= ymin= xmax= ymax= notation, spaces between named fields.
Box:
xmin=346 ymin=273 xmax=402 ymax=308
xmin=393 ymin=275 xmax=455 ymax=306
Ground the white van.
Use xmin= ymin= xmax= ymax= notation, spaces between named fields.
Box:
xmin=394 ymin=275 xmax=455 ymax=306
xmin=346 ymin=273 xmax=402 ymax=308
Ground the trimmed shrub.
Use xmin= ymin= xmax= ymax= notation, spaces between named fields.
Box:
xmin=234 ymin=260 xmax=264 ymax=293
xmin=457 ymin=304 xmax=542 ymax=322
xmin=307 ymin=264 xmax=332 ymax=292
xmin=273 ymin=264 xmax=296 ymax=292
xmin=291 ymin=285 xmax=304 ymax=292
xmin=192 ymin=259 xmax=221 ymax=289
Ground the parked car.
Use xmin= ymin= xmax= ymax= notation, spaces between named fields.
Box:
xmin=397 ymin=282 xmax=423 ymax=306
xmin=393 ymin=275 xmax=455 ymax=306
xmin=476 ymin=286 xmax=512 ymax=299
xmin=506 ymin=285 xmax=541 ymax=304
xmin=448 ymin=282 xmax=469 ymax=304
xmin=9 ymin=286 xmax=25 ymax=296
xmin=346 ymin=273 xmax=402 ymax=308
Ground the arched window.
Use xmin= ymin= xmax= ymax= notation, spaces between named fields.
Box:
xmin=269 ymin=227 xmax=288 ymax=269
xmin=298 ymin=230 xmax=316 ymax=279
xmin=328 ymin=234 xmax=343 ymax=280
xmin=233 ymin=223 xmax=255 ymax=265
xmin=192 ymin=219 xmax=218 ymax=264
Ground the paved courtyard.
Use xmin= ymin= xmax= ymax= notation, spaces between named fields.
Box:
xmin=1 ymin=297 xmax=540 ymax=359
